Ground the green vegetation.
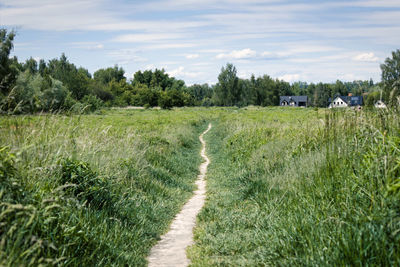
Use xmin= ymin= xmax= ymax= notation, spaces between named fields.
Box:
xmin=188 ymin=107 xmax=400 ymax=266
xmin=0 ymin=108 xmax=214 ymax=266
xmin=1 ymin=107 xmax=399 ymax=265
xmin=3 ymin=29 xmax=399 ymax=114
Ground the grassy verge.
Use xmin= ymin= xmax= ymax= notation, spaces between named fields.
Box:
xmin=188 ymin=107 xmax=400 ymax=266
xmin=0 ymin=108 xmax=211 ymax=266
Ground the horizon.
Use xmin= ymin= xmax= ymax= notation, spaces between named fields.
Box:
xmin=2 ymin=0 xmax=400 ymax=85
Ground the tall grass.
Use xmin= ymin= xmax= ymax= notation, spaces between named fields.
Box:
xmin=189 ymin=107 xmax=400 ymax=266
xmin=2 ymin=106 xmax=399 ymax=266
xmin=0 ymin=108 xmax=211 ymax=266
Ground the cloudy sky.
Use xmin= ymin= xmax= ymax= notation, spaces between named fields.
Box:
xmin=2 ymin=0 xmax=400 ymax=84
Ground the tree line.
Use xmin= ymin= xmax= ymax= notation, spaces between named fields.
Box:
xmin=1 ymin=29 xmax=399 ymax=113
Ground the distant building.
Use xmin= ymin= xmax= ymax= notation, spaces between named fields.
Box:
xmin=328 ymin=95 xmax=363 ymax=108
xmin=374 ymin=100 xmax=387 ymax=108
xmin=280 ymin=96 xmax=308 ymax=107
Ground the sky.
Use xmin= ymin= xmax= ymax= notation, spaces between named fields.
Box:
xmin=1 ymin=0 xmax=400 ymax=85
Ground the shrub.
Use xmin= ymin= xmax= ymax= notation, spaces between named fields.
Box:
xmin=81 ymin=94 xmax=103 ymax=112
xmin=41 ymin=78 xmax=68 ymax=111
xmin=59 ymin=158 xmax=113 ymax=209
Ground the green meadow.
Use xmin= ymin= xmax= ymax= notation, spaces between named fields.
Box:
xmin=1 ymin=107 xmax=399 ymax=266
xmin=189 ymin=107 xmax=400 ymax=266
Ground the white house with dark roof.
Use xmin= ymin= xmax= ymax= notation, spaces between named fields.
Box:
xmin=328 ymin=95 xmax=363 ymax=108
xmin=329 ymin=96 xmax=348 ymax=108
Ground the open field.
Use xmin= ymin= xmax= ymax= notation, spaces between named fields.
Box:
xmin=0 ymin=108 xmax=213 ymax=265
xmin=1 ymin=107 xmax=400 ymax=266
xmin=189 ymin=107 xmax=400 ymax=266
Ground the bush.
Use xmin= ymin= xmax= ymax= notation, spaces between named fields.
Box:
xmin=81 ymin=94 xmax=103 ymax=112
xmin=41 ymin=78 xmax=68 ymax=111
xmin=59 ymin=158 xmax=113 ymax=209
xmin=158 ymin=91 xmax=173 ymax=109
xmin=1 ymin=71 xmax=42 ymax=113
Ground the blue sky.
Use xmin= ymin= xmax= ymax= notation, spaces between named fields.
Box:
xmin=2 ymin=0 xmax=400 ymax=84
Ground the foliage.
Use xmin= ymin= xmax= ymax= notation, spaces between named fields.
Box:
xmin=93 ymin=65 xmax=125 ymax=85
xmin=0 ymin=29 xmax=18 ymax=96
xmin=81 ymin=94 xmax=103 ymax=112
xmin=213 ymin=63 xmax=240 ymax=106
xmin=1 ymin=71 xmax=42 ymax=113
xmin=132 ymin=69 xmax=182 ymax=91
xmin=41 ymin=78 xmax=69 ymax=111
xmin=1 ymin=31 xmax=397 ymax=111
xmin=381 ymin=49 xmax=400 ymax=106
xmin=47 ymin=54 xmax=90 ymax=100
xmin=59 ymin=158 xmax=114 ymax=209
xmin=365 ymin=91 xmax=381 ymax=106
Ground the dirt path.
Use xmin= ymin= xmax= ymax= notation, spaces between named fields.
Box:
xmin=147 ymin=123 xmax=212 ymax=267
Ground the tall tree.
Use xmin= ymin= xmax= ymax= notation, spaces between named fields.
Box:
xmin=213 ymin=63 xmax=240 ymax=106
xmin=23 ymin=57 xmax=38 ymax=74
xmin=381 ymin=49 xmax=400 ymax=106
xmin=93 ymin=65 xmax=124 ymax=85
xmin=47 ymin=54 xmax=90 ymax=100
xmin=0 ymin=29 xmax=18 ymax=95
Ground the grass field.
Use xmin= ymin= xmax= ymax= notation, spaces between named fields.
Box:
xmin=0 ymin=108 xmax=215 ymax=266
xmin=1 ymin=107 xmax=399 ymax=266
xmin=189 ymin=107 xmax=400 ymax=266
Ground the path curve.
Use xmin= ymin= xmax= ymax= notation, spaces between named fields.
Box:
xmin=147 ymin=123 xmax=212 ymax=267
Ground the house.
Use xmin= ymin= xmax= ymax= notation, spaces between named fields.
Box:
xmin=328 ymin=95 xmax=363 ymax=108
xmin=374 ymin=100 xmax=387 ymax=108
xmin=280 ymin=96 xmax=308 ymax=107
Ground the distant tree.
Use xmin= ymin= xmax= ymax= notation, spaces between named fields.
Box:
xmin=187 ymin=83 xmax=213 ymax=103
xmin=313 ymin=83 xmax=330 ymax=107
xmin=213 ymin=63 xmax=240 ymax=106
xmin=254 ymin=75 xmax=276 ymax=106
xmin=0 ymin=29 xmax=18 ymax=95
xmin=332 ymin=80 xmax=347 ymax=96
xmin=93 ymin=65 xmax=124 ymax=85
xmin=22 ymin=57 xmax=39 ymax=74
xmin=38 ymin=59 xmax=47 ymax=76
xmin=381 ymin=49 xmax=400 ymax=106
xmin=133 ymin=84 xmax=159 ymax=107
xmin=238 ymin=78 xmax=256 ymax=106
xmin=132 ymin=69 xmax=183 ymax=92
xmin=89 ymin=80 xmax=114 ymax=102
xmin=276 ymin=79 xmax=291 ymax=104
xmin=47 ymin=54 xmax=90 ymax=100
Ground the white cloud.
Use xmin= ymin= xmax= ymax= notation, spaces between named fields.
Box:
xmin=261 ymin=51 xmax=290 ymax=59
xmin=353 ymin=52 xmax=379 ymax=62
xmin=70 ymin=42 xmax=104 ymax=50
xmin=143 ymin=43 xmax=197 ymax=50
xmin=167 ymin=66 xmax=203 ymax=78
xmin=107 ymin=49 xmax=147 ymax=65
xmin=216 ymin=48 xmax=257 ymax=59
xmin=113 ymin=33 xmax=184 ymax=43
xmin=278 ymin=74 xmax=301 ymax=82
xmin=144 ymin=64 xmax=156 ymax=70
xmin=186 ymin=54 xmax=199 ymax=59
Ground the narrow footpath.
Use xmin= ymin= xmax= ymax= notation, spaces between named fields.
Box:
xmin=147 ymin=123 xmax=212 ymax=267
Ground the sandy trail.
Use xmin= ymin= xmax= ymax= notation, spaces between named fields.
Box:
xmin=147 ymin=123 xmax=212 ymax=267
